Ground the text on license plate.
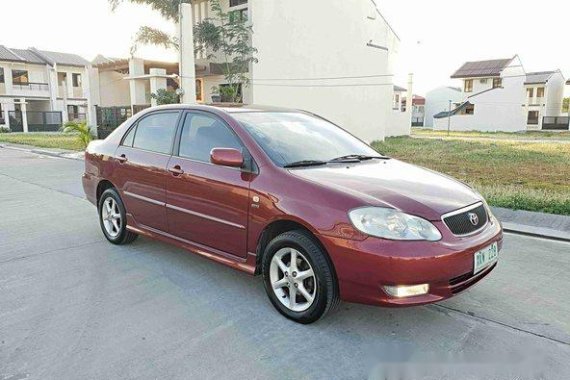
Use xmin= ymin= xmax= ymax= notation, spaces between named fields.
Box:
xmin=474 ymin=242 xmax=499 ymax=274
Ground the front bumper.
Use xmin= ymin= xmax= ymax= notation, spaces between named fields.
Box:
xmin=318 ymin=219 xmax=503 ymax=307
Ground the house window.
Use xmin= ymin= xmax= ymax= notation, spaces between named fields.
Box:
xmin=393 ymin=94 xmax=400 ymax=109
xmin=72 ymin=73 xmax=82 ymax=88
xmin=0 ymin=68 xmax=4 ymax=83
xmin=58 ymin=72 xmax=67 ymax=86
xmin=480 ymin=78 xmax=488 ymax=84
xmin=527 ymin=88 xmax=534 ymax=98
xmin=527 ymin=111 xmax=539 ymax=125
xmin=12 ymin=70 xmax=29 ymax=84
xmin=464 ymin=79 xmax=473 ymax=93
xmin=492 ymin=78 xmax=502 ymax=88
xmin=229 ymin=0 xmax=247 ymax=7
xmin=536 ymin=87 xmax=545 ymax=98
xmin=195 ymin=79 xmax=203 ymax=102
xmin=464 ymin=104 xmax=475 ymax=115
xmin=0 ymin=103 xmax=4 ymax=124
xmin=229 ymin=8 xmax=248 ymax=22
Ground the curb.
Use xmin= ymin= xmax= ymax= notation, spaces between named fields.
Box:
xmin=502 ymin=222 xmax=570 ymax=243
xmin=1 ymin=144 xmax=84 ymax=161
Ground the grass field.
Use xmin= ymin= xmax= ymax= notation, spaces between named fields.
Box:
xmin=412 ymin=128 xmax=570 ymax=141
xmin=0 ymin=133 xmax=85 ymax=151
xmin=373 ymin=137 xmax=570 ymax=216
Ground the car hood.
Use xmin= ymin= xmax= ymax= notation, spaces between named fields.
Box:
xmin=289 ymin=159 xmax=481 ymax=221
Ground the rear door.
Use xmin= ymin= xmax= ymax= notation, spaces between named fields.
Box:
xmin=166 ymin=111 xmax=251 ymax=258
xmin=112 ymin=110 xmax=181 ymax=232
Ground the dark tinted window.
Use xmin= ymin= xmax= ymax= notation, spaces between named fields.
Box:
xmin=132 ymin=112 xmax=180 ymax=154
xmin=179 ymin=113 xmax=242 ymax=162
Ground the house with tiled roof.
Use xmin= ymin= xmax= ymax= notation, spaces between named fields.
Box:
xmin=0 ymin=45 xmax=93 ymax=132
xmin=433 ymin=56 xmax=568 ymax=131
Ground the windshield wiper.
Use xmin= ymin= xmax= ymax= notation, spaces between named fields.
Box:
xmin=328 ymin=154 xmax=388 ymax=163
xmin=284 ymin=160 xmax=328 ymax=168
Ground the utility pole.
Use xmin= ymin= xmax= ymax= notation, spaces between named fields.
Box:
xmin=447 ymin=100 xmax=452 ymax=136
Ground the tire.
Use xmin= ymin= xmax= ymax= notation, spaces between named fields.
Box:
xmin=262 ymin=230 xmax=339 ymax=324
xmin=98 ymin=188 xmax=138 ymax=245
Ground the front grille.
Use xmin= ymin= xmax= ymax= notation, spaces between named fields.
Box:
xmin=443 ymin=203 xmax=487 ymax=236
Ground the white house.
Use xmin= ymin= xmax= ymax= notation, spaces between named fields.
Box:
xmin=424 ymin=86 xmax=462 ymax=128
xmin=0 ymin=45 xmax=93 ymax=132
xmin=180 ymin=0 xmax=411 ymax=142
xmin=433 ymin=56 xmax=568 ymax=131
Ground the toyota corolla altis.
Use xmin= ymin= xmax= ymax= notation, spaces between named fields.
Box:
xmin=83 ymin=105 xmax=502 ymax=324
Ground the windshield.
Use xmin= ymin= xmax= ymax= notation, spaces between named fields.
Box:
xmin=233 ymin=112 xmax=382 ymax=167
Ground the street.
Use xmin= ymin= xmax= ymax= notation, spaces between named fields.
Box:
xmin=1 ymin=147 xmax=569 ymax=380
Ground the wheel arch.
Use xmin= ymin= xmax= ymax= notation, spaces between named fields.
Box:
xmin=96 ymin=179 xmax=117 ymax=204
xmin=254 ymin=218 xmax=339 ymax=286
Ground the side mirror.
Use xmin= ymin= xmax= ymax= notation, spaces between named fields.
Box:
xmin=210 ymin=148 xmax=244 ymax=168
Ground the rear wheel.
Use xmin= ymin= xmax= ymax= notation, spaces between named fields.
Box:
xmin=98 ymin=188 xmax=138 ymax=245
xmin=262 ymin=230 xmax=339 ymax=324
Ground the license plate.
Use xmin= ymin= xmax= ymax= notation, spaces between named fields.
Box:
xmin=474 ymin=242 xmax=499 ymax=274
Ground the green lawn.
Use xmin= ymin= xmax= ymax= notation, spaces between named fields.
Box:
xmin=373 ymin=137 xmax=570 ymax=216
xmin=412 ymin=128 xmax=570 ymax=141
xmin=0 ymin=133 xmax=85 ymax=151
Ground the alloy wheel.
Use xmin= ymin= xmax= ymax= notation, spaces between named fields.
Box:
xmin=269 ymin=248 xmax=317 ymax=312
xmin=101 ymin=197 xmax=122 ymax=238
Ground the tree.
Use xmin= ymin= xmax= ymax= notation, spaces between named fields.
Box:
xmin=109 ymin=0 xmax=190 ymax=55
xmin=60 ymin=121 xmax=95 ymax=149
xmin=151 ymin=88 xmax=180 ymax=105
xmin=194 ymin=0 xmax=257 ymax=103
xmin=110 ymin=0 xmax=257 ymax=103
xmin=562 ymin=98 xmax=570 ymax=112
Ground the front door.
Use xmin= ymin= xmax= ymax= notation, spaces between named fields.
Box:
xmin=112 ymin=111 xmax=181 ymax=232
xmin=166 ymin=111 xmax=250 ymax=258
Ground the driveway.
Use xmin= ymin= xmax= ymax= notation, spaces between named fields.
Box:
xmin=1 ymin=148 xmax=569 ymax=380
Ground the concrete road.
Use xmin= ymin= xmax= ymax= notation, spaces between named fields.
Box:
xmin=1 ymin=147 xmax=569 ymax=380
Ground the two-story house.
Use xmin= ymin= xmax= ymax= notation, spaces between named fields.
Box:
xmin=180 ymin=0 xmax=411 ymax=142
xmin=433 ymin=56 xmax=568 ymax=131
xmin=0 ymin=45 xmax=93 ymax=132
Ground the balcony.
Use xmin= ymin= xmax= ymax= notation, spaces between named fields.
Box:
xmin=12 ymin=82 xmax=49 ymax=92
xmin=527 ymin=97 xmax=545 ymax=106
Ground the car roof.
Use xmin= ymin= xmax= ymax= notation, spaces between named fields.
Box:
xmin=148 ymin=104 xmax=303 ymax=115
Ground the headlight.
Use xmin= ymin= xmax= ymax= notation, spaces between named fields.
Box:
xmin=348 ymin=207 xmax=442 ymax=241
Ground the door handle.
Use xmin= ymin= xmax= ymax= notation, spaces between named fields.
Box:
xmin=168 ymin=165 xmax=184 ymax=176
xmin=117 ymin=154 xmax=128 ymax=163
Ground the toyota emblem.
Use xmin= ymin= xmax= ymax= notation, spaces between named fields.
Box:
xmin=468 ymin=212 xmax=479 ymax=226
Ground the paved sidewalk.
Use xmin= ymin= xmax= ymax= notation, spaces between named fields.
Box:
xmin=0 ymin=142 xmax=84 ymax=161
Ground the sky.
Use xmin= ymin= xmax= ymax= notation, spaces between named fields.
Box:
xmin=1 ymin=0 xmax=569 ymax=96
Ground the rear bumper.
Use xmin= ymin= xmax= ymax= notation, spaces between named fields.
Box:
xmin=318 ymin=220 xmax=503 ymax=307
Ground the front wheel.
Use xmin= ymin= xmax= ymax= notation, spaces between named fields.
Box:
xmin=98 ymin=188 xmax=138 ymax=245
xmin=262 ymin=230 xmax=339 ymax=324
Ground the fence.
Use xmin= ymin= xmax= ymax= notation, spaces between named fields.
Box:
xmin=7 ymin=111 xmax=62 ymax=132
xmin=411 ymin=117 xmax=424 ymax=127
xmin=27 ymin=112 xmax=62 ymax=132
xmin=95 ymin=105 xmax=149 ymax=139
xmin=7 ymin=111 xmax=23 ymax=132
xmin=542 ymin=116 xmax=569 ymax=130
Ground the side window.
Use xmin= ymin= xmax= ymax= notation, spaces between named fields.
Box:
xmin=179 ymin=113 xmax=242 ymax=162
xmin=132 ymin=112 xmax=180 ymax=154
xmin=121 ymin=125 xmax=136 ymax=147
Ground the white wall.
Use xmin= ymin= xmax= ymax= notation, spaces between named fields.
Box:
xmin=424 ymin=87 xmax=463 ymax=127
xmin=434 ymin=57 xmax=527 ymax=132
xmin=250 ymin=0 xmax=400 ymax=143
xmin=97 ymin=70 xmax=131 ymax=107
xmin=545 ymin=71 xmax=565 ymax=117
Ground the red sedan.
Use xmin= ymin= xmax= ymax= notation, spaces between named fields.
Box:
xmin=83 ymin=105 xmax=503 ymax=324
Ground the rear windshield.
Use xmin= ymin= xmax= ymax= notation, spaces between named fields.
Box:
xmin=233 ymin=112 xmax=379 ymax=167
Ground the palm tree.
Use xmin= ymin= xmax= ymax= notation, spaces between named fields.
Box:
xmin=60 ymin=121 xmax=95 ymax=149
